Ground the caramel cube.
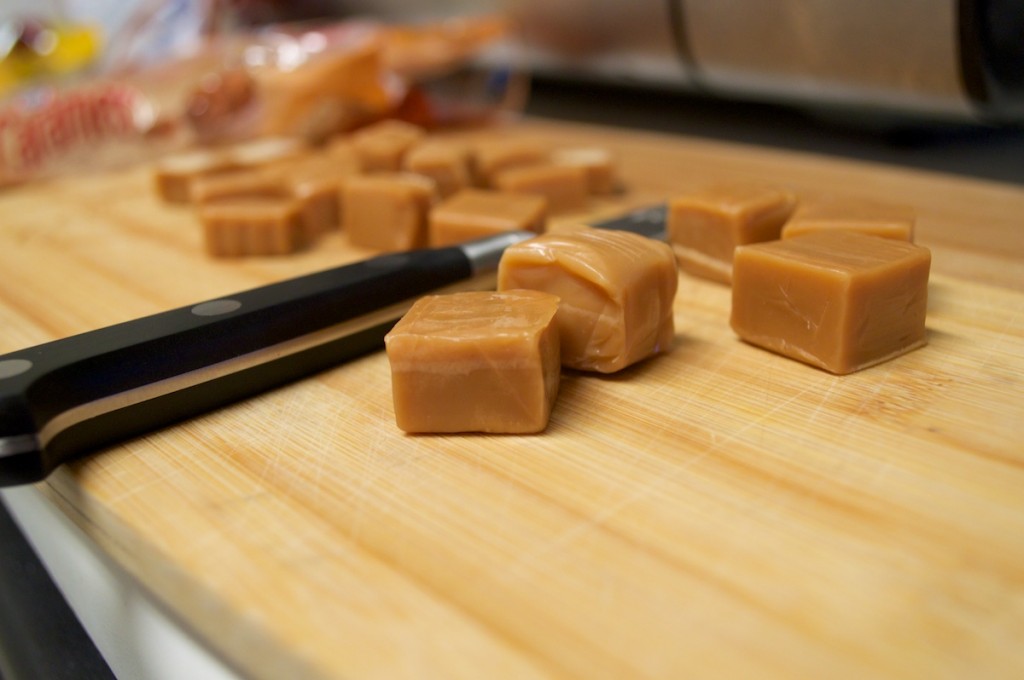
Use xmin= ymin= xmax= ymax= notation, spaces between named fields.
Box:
xmin=341 ymin=174 xmax=437 ymax=251
xmin=429 ymin=189 xmax=547 ymax=247
xmin=351 ymin=120 xmax=426 ymax=172
xmin=225 ymin=136 xmax=308 ymax=168
xmin=280 ymin=154 xmax=362 ymax=236
xmin=472 ymin=139 xmax=548 ymax=187
xmin=668 ymin=183 xmax=797 ymax=284
xmin=154 ymin=137 xmax=306 ymax=204
xmin=404 ymin=141 xmax=471 ymax=198
xmin=782 ymin=195 xmax=916 ymax=241
xmin=154 ymin=149 xmax=236 ymax=204
xmin=190 ymin=169 xmax=287 ymax=204
xmin=731 ymin=231 xmax=931 ymax=374
xmin=385 ymin=290 xmax=561 ymax=433
xmin=494 ymin=164 xmax=589 ymax=214
xmin=199 ymin=198 xmax=307 ymax=257
xmin=551 ymin=147 xmax=618 ymax=194
xmin=498 ymin=229 xmax=678 ymax=373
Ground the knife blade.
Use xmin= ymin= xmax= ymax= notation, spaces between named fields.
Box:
xmin=0 ymin=205 xmax=667 ymax=486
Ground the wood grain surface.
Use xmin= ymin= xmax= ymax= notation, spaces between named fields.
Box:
xmin=2 ymin=118 xmax=1023 ymax=679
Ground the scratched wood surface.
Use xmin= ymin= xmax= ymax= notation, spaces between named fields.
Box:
xmin=1 ymin=118 xmax=1023 ymax=679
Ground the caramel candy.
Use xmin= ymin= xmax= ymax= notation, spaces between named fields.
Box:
xmin=404 ymin=141 xmax=471 ymax=197
xmin=199 ymin=198 xmax=307 ymax=257
xmin=154 ymin=149 xmax=236 ymax=204
xmin=351 ymin=119 xmax=426 ymax=172
xmin=551 ymin=147 xmax=618 ymax=195
xmin=226 ymin=136 xmax=308 ymax=167
xmin=279 ymin=154 xmax=362 ymax=236
xmin=731 ymin=231 xmax=931 ymax=374
xmin=472 ymin=139 xmax=548 ymax=187
xmin=498 ymin=229 xmax=678 ymax=373
xmin=429 ymin=189 xmax=547 ymax=247
xmin=154 ymin=137 xmax=306 ymax=204
xmin=385 ymin=290 xmax=561 ymax=433
xmin=494 ymin=164 xmax=589 ymax=214
xmin=341 ymin=173 xmax=437 ymax=250
xmin=668 ymin=183 xmax=797 ymax=284
xmin=190 ymin=169 xmax=287 ymax=204
xmin=782 ymin=195 xmax=916 ymax=242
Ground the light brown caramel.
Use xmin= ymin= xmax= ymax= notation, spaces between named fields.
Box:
xmin=782 ymin=195 xmax=916 ymax=241
xmin=154 ymin=150 xmax=237 ymax=204
xmin=351 ymin=119 xmax=426 ymax=172
xmin=731 ymin=231 xmax=931 ymax=374
xmin=226 ymin=137 xmax=308 ymax=168
xmin=404 ymin=141 xmax=471 ymax=197
xmin=280 ymin=154 xmax=362 ymax=236
xmin=498 ymin=229 xmax=678 ymax=373
xmin=190 ymin=169 xmax=287 ymax=204
xmin=551 ymin=147 xmax=618 ymax=195
xmin=493 ymin=164 xmax=589 ymax=214
xmin=429 ymin=189 xmax=547 ymax=247
xmin=342 ymin=173 xmax=437 ymax=251
xmin=668 ymin=183 xmax=797 ymax=284
xmin=472 ymin=139 xmax=548 ymax=187
xmin=154 ymin=138 xmax=307 ymax=205
xmin=385 ymin=290 xmax=561 ymax=433
xmin=199 ymin=198 xmax=307 ymax=257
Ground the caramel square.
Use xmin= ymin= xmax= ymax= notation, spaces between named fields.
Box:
xmin=190 ymin=169 xmax=287 ymax=204
xmin=668 ymin=183 xmax=797 ymax=284
xmin=385 ymin=290 xmax=561 ymax=433
xmin=351 ymin=120 xmax=426 ymax=172
xmin=154 ymin=149 xmax=237 ymax=204
xmin=280 ymin=154 xmax=362 ymax=236
xmin=494 ymin=164 xmax=589 ymax=214
xmin=782 ymin=195 xmax=916 ymax=241
xmin=472 ymin=139 xmax=548 ymax=187
xmin=498 ymin=229 xmax=678 ymax=373
xmin=199 ymin=198 xmax=307 ymax=257
xmin=429 ymin=189 xmax=547 ymax=247
xmin=342 ymin=174 xmax=437 ymax=251
xmin=731 ymin=231 xmax=931 ymax=374
xmin=551 ymin=147 xmax=618 ymax=194
xmin=404 ymin=141 xmax=471 ymax=198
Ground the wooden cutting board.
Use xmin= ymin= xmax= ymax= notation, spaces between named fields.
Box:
xmin=2 ymin=118 xmax=1023 ymax=680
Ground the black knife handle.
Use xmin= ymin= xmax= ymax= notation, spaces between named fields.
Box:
xmin=0 ymin=233 xmax=530 ymax=487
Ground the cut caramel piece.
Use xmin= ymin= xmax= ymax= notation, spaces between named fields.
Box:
xmin=472 ymin=139 xmax=548 ymax=187
xmin=498 ymin=229 xmax=678 ymax=373
xmin=782 ymin=195 xmax=916 ymax=241
xmin=429 ymin=189 xmax=547 ymax=247
xmin=154 ymin=149 xmax=236 ymax=204
xmin=225 ymin=136 xmax=308 ymax=167
xmin=199 ymin=198 xmax=307 ymax=257
xmin=342 ymin=173 xmax=437 ymax=251
xmin=668 ymin=183 xmax=797 ymax=284
xmin=279 ymin=153 xmax=362 ymax=236
xmin=731 ymin=231 xmax=931 ymax=374
xmin=385 ymin=290 xmax=561 ymax=433
xmin=551 ymin=147 xmax=618 ymax=195
xmin=190 ymin=169 xmax=287 ymax=204
xmin=154 ymin=137 xmax=306 ymax=205
xmin=351 ymin=119 xmax=426 ymax=172
xmin=404 ymin=141 xmax=471 ymax=198
xmin=494 ymin=164 xmax=589 ymax=214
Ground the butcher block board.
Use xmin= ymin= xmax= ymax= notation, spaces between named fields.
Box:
xmin=2 ymin=119 xmax=1023 ymax=680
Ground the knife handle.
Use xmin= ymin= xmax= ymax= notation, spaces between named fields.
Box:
xmin=0 ymin=233 xmax=530 ymax=487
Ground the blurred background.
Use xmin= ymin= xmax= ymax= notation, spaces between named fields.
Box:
xmin=2 ymin=0 xmax=1023 ymax=183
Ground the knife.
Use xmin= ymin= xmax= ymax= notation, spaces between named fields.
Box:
xmin=0 ymin=205 xmax=667 ymax=486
